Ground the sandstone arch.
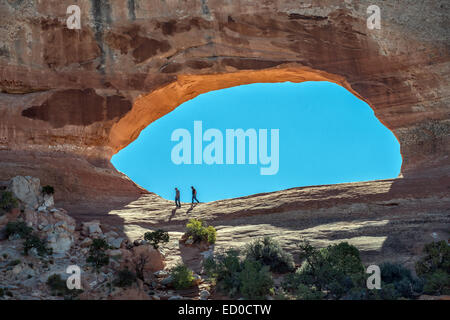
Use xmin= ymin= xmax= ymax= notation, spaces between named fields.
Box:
xmin=0 ymin=0 xmax=448 ymax=210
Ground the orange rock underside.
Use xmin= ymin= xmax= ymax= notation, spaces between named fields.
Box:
xmin=109 ymin=66 xmax=368 ymax=155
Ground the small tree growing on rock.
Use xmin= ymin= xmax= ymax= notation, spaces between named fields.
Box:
xmin=23 ymin=234 xmax=52 ymax=256
xmin=86 ymin=238 xmax=110 ymax=271
xmin=134 ymin=253 xmax=149 ymax=281
xmin=113 ymin=268 xmax=137 ymax=288
xmin=144 ymin=229 xmax=170 ymax=249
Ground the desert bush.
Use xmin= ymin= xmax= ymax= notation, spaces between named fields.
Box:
xmin=86 ymin=238 xmax=110 ymax=270
xmin=416 ymin=240 xmax=450 ymax=275
xmin=23 ymin=234 xmax=52 ymax=256
xmin=42 ymin=185 xmax=55 ymax=195
xmin=5 ymin=221 xmax=32 ymax=239
xmin=144 ymin=229 xmax=170 ymax=249
xmin=244 ymin=237 xmax=295 ymax=273
xmin=113 ymin=268 xmax=137 ymax=288
xmin=415 ymin=240 xmax=450 ymax=295
xmin=422 ymin=270 xmax=449 ymax=295
xmin=204 ymin=249 xmax=242 ymax=297
xmin=205 ymin=249 xmax=274 ymax=299
xmin=295 ymin=284 xmax=325 ymax=300
xmin=46 ymin=274 xmax=82 ymax=299
xmin=46 ymin=274 xmax=68 ymax=296
xmin=0 ymin=191 xmax=18 ymax=213
xmin=185 ymin=219 xmax=216 ymax=244
xmin=379 ymin=262 xmax=423 ymax=298
xmin=170 ymin=264 xmax=195 ymax=290
xmin=239 ymin=259 xmax=274 ymax=299
xmin=283 ymin=241 xmax=365 ymax=299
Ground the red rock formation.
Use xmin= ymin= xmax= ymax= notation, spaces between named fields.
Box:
xmin=0 ymin=1 xmax=448 ymax=209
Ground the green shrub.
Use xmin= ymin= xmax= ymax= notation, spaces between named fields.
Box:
xmin=46 ymin=274 xmax=68 ymax=296
xmin=86 ymin=238 xmax=110 ymax=270
xmin=171 ymin=264 xmax=195 ymax=290
xmin=415 ymin=241 xmax=450 ymax=295
xmin=144 ymin=229 xmax=170 ymax=249
xmin=0 ymin=191 xmax=18 ymax=213
xmin=205 ymin=249 xmax=275 ymax=299
xmin=295 ymin=284 xmax=325 ymax=300
xmin=185 ymin=219 xmax=216 ymax=244
xmin=239 ymin=259 xmax=274 ymax=299
xmin=23 ymin=234 xmax=52 ymax=256
xmin=204 ymin=249 xmax=242 ymax=297
xmin=42 ymin=185 xmax=55 ymax=195
xmin=0 ymin=287 xmax=4 ymax=297
xmin=46 ymin=274 xmax=82 ymax=299
xmin=422 ymin=270 xmax=450 ymax=295
xmin=113 ymin=268 xmax=137 ymax=288
xmin=283 ymin=241 xmax=365 ymax=299
xmin=244 ymin=237 xmax=295 ymax=273
xmin=415 ymin=240 xmax=449 ymax=275
xmin=5 ymin=221 xmax=32 ymax=239
xmin=380 ymin=262 xmax=423 ymax=298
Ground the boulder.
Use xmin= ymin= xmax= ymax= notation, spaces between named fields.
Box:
xmin=80 ymin=237 xmax=93 ymax=248
xmin=42 ymin=194 xmax=54 ymax=208
xmin=121 ymin=245 xmax=165 ymax=276
xmin=81 ymin=221 xmax=103 ymax=237
xmin=46 ymin=231 xmax=73 ymax=255
xmin=154 ymin=270 xmax=169 ymax=278
xmin=107 ymin=237 xmax=124 ymax=249
xmin=8 ymin=176 xmax=42 ymax=209
xmin=161 ymin=275 xmax=173 ymax=286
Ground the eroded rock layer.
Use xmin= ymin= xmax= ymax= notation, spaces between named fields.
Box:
xmin=0 ymin=0 xmax=449 ymax=206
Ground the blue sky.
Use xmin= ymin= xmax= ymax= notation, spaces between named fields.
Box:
xmin=111 ymin=81 xmax=402 ymax=202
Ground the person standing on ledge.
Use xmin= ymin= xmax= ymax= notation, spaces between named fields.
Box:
xmin=191 ymin=186 xmax=200 ymax=205
xmin=175 ymin=187 xmax=181 ymax=208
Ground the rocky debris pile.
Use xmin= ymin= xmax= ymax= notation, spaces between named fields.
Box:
xmin=0 ymin=176 xmax=211 ymax=300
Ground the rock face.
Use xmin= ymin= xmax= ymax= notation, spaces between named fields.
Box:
xmin=0 ymin=1 xmax=448 ymax=209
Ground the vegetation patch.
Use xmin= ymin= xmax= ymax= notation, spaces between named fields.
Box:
xmin=86 ymin=238 xmax=110 ymax=270
xmin=0 ymin=191 xmax=18 ymax=214
xmin=244 ymin=237 xmax=295 ymax=273
xmin=415 ymin=240 xmax=450 ymax=295
xmin=170 ymin=263 xmax=195 ymax=290
xmin=185 ymin=219 xmax=216 ymax=244
xmin=144 ymin=229 xmax=170 ymax=249
xmin=205 ymin=248 xmax=274 ymax=299
xmin=5 ymin=221 xmax=32 ymax=239
xmin=23 ymin=234 xmax=52 ymax=256
xmin=113 ymin=268 xmax=137 ymax=288
xmin=46 ymin=274 xmax=82 ymax=299
xmin=282 ymin=241 xmax=366 ymax=299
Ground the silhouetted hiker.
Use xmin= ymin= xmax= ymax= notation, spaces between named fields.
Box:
xmin=191 ymin=186 xmax=199 ymax=205
xmin=175 ymin=188 xmax=181 ymax=208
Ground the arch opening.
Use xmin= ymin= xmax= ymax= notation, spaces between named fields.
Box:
xmin=111 ymin=78 xmax=402 ymax=202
